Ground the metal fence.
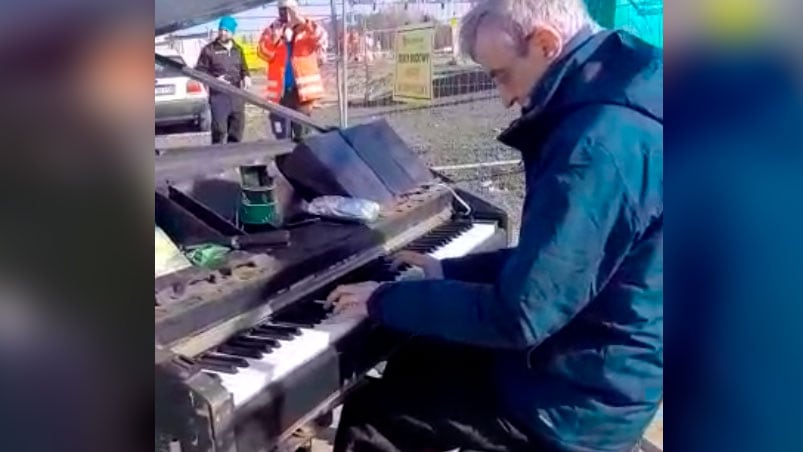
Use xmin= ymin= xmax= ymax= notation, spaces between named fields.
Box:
xmin=330 ymin=0 xmax=497 ymax=126
xmin=330 ymin=0 xmax=664 ymax=126
xmin=176 ymin=1 xmax=663 ymax=129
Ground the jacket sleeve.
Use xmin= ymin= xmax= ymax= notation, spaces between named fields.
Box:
xmin=367 ymin=138 xmax=640 ymax=349
xmin=239 ymin=45 xmax=250 ymax=79
xmin=194 ymin=46 xmax=212 ymax=73
xmin=296 ymin=20 xmax=327 ymax=56
xmin=314 ymin=22 xmax=328 ymax=59
xmin=256 ymin=26 xmax=281 ymax=63
xmin=441 ymin=248 xmax=514 ymax=283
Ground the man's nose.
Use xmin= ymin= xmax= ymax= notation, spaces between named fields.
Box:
xmin=495 ymin=87 xmax=510 ymax=107
xmin=500 ymin=92 xmax=516 ymax=109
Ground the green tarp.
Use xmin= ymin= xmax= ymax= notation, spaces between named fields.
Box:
xmin=587 ymin=0 xmax=663 ymax=47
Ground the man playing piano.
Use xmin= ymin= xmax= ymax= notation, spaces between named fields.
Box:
xmin=326 ymin=0 xmax=663 ymax=451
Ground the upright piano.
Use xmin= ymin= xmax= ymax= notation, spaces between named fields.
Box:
xmin=154 ymin=139 xmax=510 ymax=452
xmin=154 ymin=1 xmax=510 ymax=448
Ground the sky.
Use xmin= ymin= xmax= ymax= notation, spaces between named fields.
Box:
xmin=178 ymin=0 xmax=477 ymax=36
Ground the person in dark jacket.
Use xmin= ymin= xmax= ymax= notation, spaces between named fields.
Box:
xmin=195 ymin=16 xmax=251 ymax=144
xmin=326 ymin=0 xmax=663 ymax=450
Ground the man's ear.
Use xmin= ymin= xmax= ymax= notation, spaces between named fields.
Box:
xmin=530 ymin=26 xmax=563 ymax=60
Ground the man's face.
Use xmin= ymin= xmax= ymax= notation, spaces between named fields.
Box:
xmin=473 ymin=23 xmax=561 ymax=109
xmin=278 ymin=7 xmax=290 ymax=23
xmin=218 ymin=29 xmax=233 ymax=43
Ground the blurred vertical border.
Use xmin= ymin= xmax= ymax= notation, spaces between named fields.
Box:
xmin=0 ymin=1 xmax=155 ymax=452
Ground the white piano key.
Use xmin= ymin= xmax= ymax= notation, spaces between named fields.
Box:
xmin=429 ymin=222 xmax=497 ymax=260
xmin=395 ymin=222 xmax=498 ymax=280
xmin=204 ymin=328 xmax=331 ymax=407
xmin=204 ymin=365 xmax=271 ymax=407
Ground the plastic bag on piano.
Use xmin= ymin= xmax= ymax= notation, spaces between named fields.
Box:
xmin=303 ymin=196 xmax=380 ymax=223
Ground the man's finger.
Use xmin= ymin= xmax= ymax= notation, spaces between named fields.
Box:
xmin=326 ymin=286 xmax=348 ymax=303
xmin=332 ymin=295 xmax=358 ymax=313
xmin=389 ymin=251 xmax=423 ymax=270
xmin=326 ymin=284 xmax=351 ymax=303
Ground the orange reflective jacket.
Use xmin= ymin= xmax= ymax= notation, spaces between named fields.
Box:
xmin=256 ymin=19 xmax=327 ymax=103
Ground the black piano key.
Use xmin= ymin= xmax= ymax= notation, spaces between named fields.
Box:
xmin=250 ymin=329 xmax=294 ymax=342
xmin=415 ymin=241 xmax=443 ymax=250
xmin=197 ymin=355 xmax=245 ymax=372
xmin=409 ymin=239 xmax=436 ymax=248
xmin=218 ymin=344 xmax=263 ymax=360
xmin=430 ymin=231 xmax=456 ymax=237
xmin=298 ymin=302 xmax=329 ymax=317
xmin=232 ymin=336 xmax=279 ymax=350
xmin=204 ymin=353 xmax=249 ymax=368
xmin=307 ymin=308 xmax=332 ymax=322
xmin=199 ymin=362 xmax=239 ymax=374
xmin=283 ymin=313 xmax=325 ymax=325
xmin=274 ymin=320 xmax=316 ymax=329
xmin=257 ymin=323 xmax=302 ymax=336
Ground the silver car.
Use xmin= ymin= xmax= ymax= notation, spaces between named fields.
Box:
xmin=155 ymin=49 xmax=211 ymax=131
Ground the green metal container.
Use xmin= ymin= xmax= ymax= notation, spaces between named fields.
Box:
xmin=238 ymin=197 xmax=280 ymax=226
xmin=238 ymin=164 xmax=282 ymax=228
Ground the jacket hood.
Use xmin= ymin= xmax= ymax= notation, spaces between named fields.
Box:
xmin=499 ymin=30 xmax=663 ymax=151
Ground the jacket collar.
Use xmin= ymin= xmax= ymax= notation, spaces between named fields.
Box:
xmin=212 ymin=38 xmax=238 ymax=50
xmin=498 ymin=27 xmax=603 ymax=150
xmin=521 ymin=26 xmax=596 ymax=117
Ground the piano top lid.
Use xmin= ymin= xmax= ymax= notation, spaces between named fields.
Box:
xmin=156 ymin=0 xmax=275 ymax=36
xmin=154 ymin=184 xmax=454 ymax=347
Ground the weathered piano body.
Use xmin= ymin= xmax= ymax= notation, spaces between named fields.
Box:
xmin=154 ymin=2 xmax=511 ymax=451
xmin=155 ymin=146 xmax=509 ymax=451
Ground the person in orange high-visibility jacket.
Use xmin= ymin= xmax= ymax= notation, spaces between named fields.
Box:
xmin=257 ymin=0 xmax=327 ymax=142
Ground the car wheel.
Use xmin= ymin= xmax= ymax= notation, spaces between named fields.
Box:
xmin=196 ymin=107 xmax=212 ymax=132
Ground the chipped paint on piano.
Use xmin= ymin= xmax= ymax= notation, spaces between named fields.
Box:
xmin=156 ymin=177 xmax=510 ymax=452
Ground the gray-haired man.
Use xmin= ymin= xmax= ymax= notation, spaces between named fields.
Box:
xmin=331 ymin=0 xmax=663 ymax=450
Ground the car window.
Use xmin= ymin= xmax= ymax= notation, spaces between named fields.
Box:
xmin=155 ymin=55 xmax=185 ymax=77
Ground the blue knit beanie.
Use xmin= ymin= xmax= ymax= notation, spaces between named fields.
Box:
xmin=219 ymin=16 xmax=238 ymax=33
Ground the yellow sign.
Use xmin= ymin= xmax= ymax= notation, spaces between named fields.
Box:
xmin=393 ymin=24 xmax=434 ymax=103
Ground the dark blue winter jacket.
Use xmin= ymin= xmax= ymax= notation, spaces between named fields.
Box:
xmin=367 ymin=30 xmax=663 ymax=452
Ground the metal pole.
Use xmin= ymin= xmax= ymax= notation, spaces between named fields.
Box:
xmin=431 ymin=159 xmax=522 ymax=172
xmin=341 ymin=0 xmax=349 ymax=126
xmin=362 ymin=17 xmax=370 ymax=105
xmin=329 ymin=0 xmax=344 ymax=128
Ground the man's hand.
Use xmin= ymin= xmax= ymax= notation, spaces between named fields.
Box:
xmin=271 ymin=25 xmax=283 ymax=42
xmin=390 ymin=251 xmax=444 ymax=279
xmin=217 ymin=74 xmax=229 ymax=84
xmin=326 ymin=281 xmax=382 ymax=316
xmin=287 ymin=7 xmax=304 ymax=26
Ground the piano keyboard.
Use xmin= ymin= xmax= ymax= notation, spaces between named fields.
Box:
xmin=198 ymin=221 xmax=499 ymax=408
xmin=393 ymin=221 xmax=497 ymax=280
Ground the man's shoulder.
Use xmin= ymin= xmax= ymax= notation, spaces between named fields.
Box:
xmin=542 ymin=104 xmax=661 ymax=161
xmin=201 ymin=40 xmax=219 ymax=51
xmin=571 ymin=102 xmax=660 ymax=138
xmin=552 ymin=105 xmax=662 ymax=217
